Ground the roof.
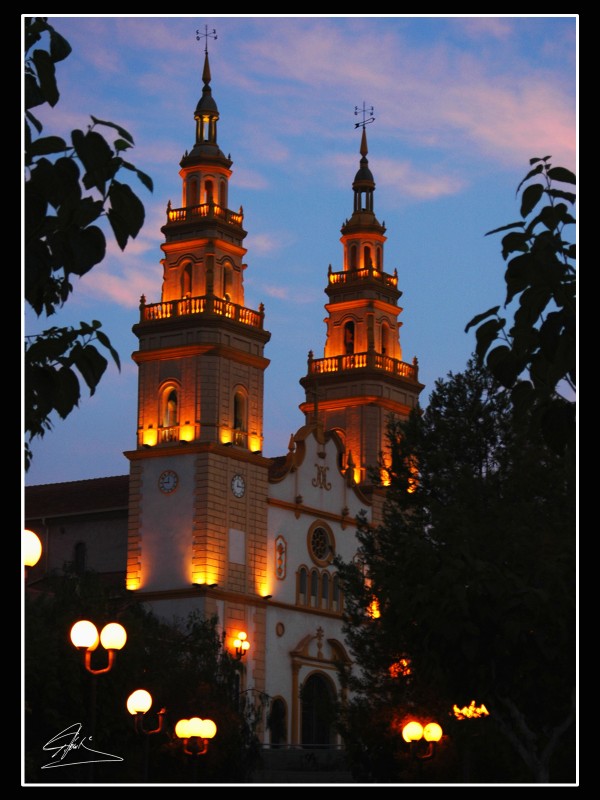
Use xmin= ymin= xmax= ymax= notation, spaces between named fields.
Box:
xmin=25 ymin=475 xmax=130 ymax=519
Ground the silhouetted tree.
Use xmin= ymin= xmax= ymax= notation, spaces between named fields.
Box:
xmin=24 ymin=17 xmax=153 ymax=470
xmin=336 ymin=359 xmax=575 ymax=783
xmin=466 ymin=157 xmax=576 ymax=455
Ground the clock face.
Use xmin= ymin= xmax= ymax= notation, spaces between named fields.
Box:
xmin=231 ymin=474 xmax=246 ymax=498
xmin=158 ymin=469 xmax=179 ymax=494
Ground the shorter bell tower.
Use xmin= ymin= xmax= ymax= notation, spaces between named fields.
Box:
xmin=300 ymin=106 xmax=424 ymax=487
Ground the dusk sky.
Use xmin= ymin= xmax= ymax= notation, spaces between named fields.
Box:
xmin=23 ymin=15 xmax=577 ymax=487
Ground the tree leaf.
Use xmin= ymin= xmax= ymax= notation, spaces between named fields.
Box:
xmin=520 ymin=183 xmax=544 ymax=218
xmin=474 ymin=318 xmax=505 ymax=361
xmin=27 ymin=135 xmax=68 ymax=158
xmin=465 ymin=306 xmax=500 ymax=333
xmin=107 ymin=181 xmax=145 ymax=249
xmin=547 ymin=167 xmax=576 ymax=185
xmin=71 ymin=343 xmax=108 ymax=394
xmin=515 ymin=163 xmax=544 ymax=195
xmin=485 ymin=222 xmax=524 ymax=237
xmin=90 ymin=115 xmax=135 ymax=144
xmin=31 ymin=48 xmax=59 ymax=107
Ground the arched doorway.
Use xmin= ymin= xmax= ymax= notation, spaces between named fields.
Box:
xmin=300 ymin=672 xmax=336 ymax=747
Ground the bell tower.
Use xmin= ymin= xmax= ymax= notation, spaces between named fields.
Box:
xmin=125 ymin=30 xmax=271 ymax=677
xmin=300 ymin=106 xmax=424 ymax=486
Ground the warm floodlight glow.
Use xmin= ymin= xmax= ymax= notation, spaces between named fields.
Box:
xmin=367 ymin=597 xmax=380 ymax=619
xmin=100 ymin=622 xmax=127 ymax=650
xmin=143 ymin=427 xmax=158 ymax=447
xmin=453 ymin=700 xmax=490 ymax=720
xmin=24 ymin=529 xmax=42 ymax=567
xmin=402 ymin=720 xmax=423 ymax=742
xmin=423 ymin=722 xmax=443 ymax=742
xmin=127 ymin=689 xmax=153 ymax=716
xmin=70 ymin=620 xmax=100 ymax=650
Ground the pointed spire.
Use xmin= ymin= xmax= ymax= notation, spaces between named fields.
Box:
xmin=202 ymin=51 xmax=211 ymax=86
xmin=360 ymin=126 xmax=368 ymax=159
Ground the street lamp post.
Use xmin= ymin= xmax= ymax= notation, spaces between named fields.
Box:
xmin=127 ymin=689 xmax=166 ymax=781
xmin=175 ymin=717 xmax=217 ymax=782
xmin=70 ymin=619 xmax=127 ymax=781
xmin=402 ymin=719 xmax=443 ymax=780
xmin=233 ymin=631 xmax=250 ymax=660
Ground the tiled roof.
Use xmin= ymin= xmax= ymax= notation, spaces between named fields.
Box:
xmin=25 ymin=475 xmax=130 ymax=519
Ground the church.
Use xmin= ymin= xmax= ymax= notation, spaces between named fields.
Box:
xmin=25 ymin=44 xmax=425 ymax=751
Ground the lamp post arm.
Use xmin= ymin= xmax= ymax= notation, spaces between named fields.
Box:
xmin=84 ymin=648 xmax=116 ymax=675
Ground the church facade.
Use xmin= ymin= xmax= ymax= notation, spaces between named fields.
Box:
xmin=25 ymin=47 xmax=424 ymax=750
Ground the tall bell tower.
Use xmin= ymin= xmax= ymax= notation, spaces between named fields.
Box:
xmin=125 ymin=31 xmax=271 ymax=677
xmin=300 ymin=106 xmax=424 ymax=487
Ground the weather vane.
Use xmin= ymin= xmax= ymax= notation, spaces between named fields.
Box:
xmin=354 ymin=102 xmax=375 ymax=129
xmin=196 ymin=25 xmax=217 ymax=55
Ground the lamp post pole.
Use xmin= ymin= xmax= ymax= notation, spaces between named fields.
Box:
xmin=127 ymin=689 xmax=166 ymax=781
xmin=70 ymin=620 xmax=127 ymax=782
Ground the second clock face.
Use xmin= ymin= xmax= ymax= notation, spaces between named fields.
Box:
xmin=158 ymin=469 xmax=179 ymax=494
xmin=231 ymin=474 xmax=246 ymax=498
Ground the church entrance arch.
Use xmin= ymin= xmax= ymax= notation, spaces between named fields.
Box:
xmin=300 ymin=671 xmax=336 ymax=747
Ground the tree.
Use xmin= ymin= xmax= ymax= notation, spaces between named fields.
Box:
xmin=336 ymin=359 xmax=576 ymax=783
xmin=24 ymin=17 xmax=153 ymax=470
xmin=465 ymin=157 xmax=576 ymax=455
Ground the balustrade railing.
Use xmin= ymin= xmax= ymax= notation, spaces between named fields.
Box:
xmin=307 ymin=350 xmax=418 ymax=381
xmin=138 ymin=294 xmax=265 ymax=329
xmin=165 ymin=201 xmax=243 ymax=227
xmin=328 ymin=265 xmax=398 ymax=288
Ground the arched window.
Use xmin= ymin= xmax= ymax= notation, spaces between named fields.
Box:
xmin=298 ymin=567 xmax=308 ymax=605
xmin=344 ymin=321 xmax=355 ymax=355
xmin=181 ymin=263 xmax=192 ymax=297
xmin=160 ymin=385 xmax=179 ymax=442
xmin=376 ymin=245 xmax=382 ymax=269
xmin=223 ymin=264 xmax=233 ymax=301
xmin=381 ymin=322 xmax=389 ymax=356
xmin=233 ymin=389 xmax=247 ymax=446
xmin=219 ymin=179 xmax=227 ymax=208
xmin=364 ymin=245 xmax=372 ymax=268
xmin=186 ymin=176 xmax=199 ymax=207
xmin=268 ymin=698 xmax=287 ymax=747
xmin=321 ymin=571 xmax=330 ymax=608
xmin=332 ymin=574 xmax=340 ymax=612
xmin=310 ymin=569 xmax=319 ymax=608
xmin=349 ymin=243 xmax=357 ymax=270
xmin=205 ymin=180 xmax=214 ymax=204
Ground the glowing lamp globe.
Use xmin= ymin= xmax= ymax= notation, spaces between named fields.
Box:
xmin=423 ymin=722 xmax=443 ymax=742
xmin=198 ymin=719 xmax=217 ymax=739
xmin=24 ymin=529 xmax=42 ymax=567
xmin=175 ymin=719 xmax=191 ymax=740
xmin=70 ymin=620 xmax=100 ymax=650
xmin=100 ymin=622 xmax=127 ymax=650
xmin=402 ymin=720 xmax=424 ymax=742
xmin=127 ymin=689 xmax=153 ymax=716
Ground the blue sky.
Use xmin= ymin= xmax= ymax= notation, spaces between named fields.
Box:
xmin=23 ymin=15 xmax=577 ymax=486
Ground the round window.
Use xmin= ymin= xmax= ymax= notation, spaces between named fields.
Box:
xmin=307 ymin=524 xmax=334 ymax=566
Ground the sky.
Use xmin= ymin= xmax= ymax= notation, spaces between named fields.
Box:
xmin=23 ymin=14 xmax=577 ymax=487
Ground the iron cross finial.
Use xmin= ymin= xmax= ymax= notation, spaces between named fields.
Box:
xmin=196 ymin=25 xmax=217 ymax=56
xmin=354 ymin=102 xmax=375 ymax=129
